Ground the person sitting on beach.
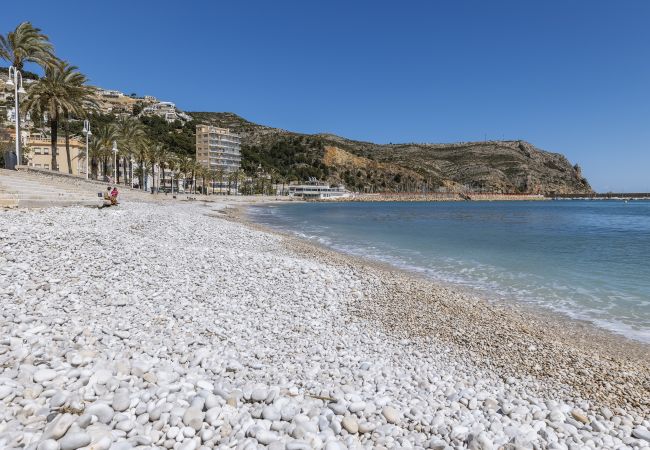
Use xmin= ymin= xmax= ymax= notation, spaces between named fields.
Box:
xmin=101 ymin=187 xmax=113 ymax=208
xmin=110 ymin=186 xmax=119 ymax=205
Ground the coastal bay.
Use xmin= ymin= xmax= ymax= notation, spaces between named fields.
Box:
xmin=2 ymin=199 xmax=648 ymax=448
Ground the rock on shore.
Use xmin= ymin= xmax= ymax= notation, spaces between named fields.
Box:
xmin=0 ymin=202 xmax=648 ymax=449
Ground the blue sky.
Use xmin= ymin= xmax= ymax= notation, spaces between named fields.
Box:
xmin=3 ymin=1 xmax=649 ymax=191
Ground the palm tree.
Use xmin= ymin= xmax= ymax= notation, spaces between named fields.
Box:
xmin=198 ymin=165 xmax=209 ymax=195
xmin=166 ymin=154 xmax=179 ymax=193
xmin=114 ymin=117 xmax=146 ymax=186
xmin=235 ymin=169 xmax=246 ymax=195
xmin=209 ymin=169 xmax=218 ymax=194
xmin=23 ymin=60 xmax=95 ymax=172
xmin=155 ymin=145 xmax=171 ymax=191
xmin=191 ymin=160 xmax=201 ymax=194
xmin=1 ymin=22 xmax=56 ymax=165
xmin=0 ymin=22 xmax=55 ymax=71
xmin=215 ymin=167 xmax=225 ymax=195
xmin=88 ymin=124 xmax=116 ymax=180
xmin=147 ymin=143 xmax=167 ymax=192
xmin=133 ymin=139 xmax=152 ymax=190
xmin=178 ymin=155 xmax=193 ymax=193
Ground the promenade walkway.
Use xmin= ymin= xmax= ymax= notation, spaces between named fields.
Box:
xmin=0 ymin=167 xmax=159 ymax=208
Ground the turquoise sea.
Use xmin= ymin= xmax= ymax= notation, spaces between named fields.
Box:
xmin=249 ymin=201 xmax=650 ymax=343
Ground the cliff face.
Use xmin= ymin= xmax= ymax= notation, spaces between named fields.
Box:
xmin=189 ymin=112 xmax=592 ymax=194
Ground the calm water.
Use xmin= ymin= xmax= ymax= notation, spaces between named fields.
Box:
xmin=249 ymin=201 xmax=650 ymax=343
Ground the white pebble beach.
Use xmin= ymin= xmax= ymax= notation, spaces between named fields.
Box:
xmin=0 ymin=200 xmax=648 ymax=450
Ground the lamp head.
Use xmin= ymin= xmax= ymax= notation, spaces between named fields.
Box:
xmin=18 ymin=86 xmax=27 ymax=95
xmin=5 ymin=78 xmax=14 ymax=88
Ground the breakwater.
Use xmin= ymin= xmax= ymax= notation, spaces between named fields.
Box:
xmin=324 ymin=193 xmax=547 ymax=202
xmin=553 ymin=193 xmax=650 ymax=200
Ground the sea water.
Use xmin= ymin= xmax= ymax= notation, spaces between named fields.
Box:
xmin=249 ymin=201 xmax=650 ymax=343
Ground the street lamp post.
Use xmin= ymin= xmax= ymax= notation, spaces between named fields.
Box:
xmin=82 ymin=120 xmax=91 ymax=179
xmin=112 ymin=141 xmax=118 ymax=183
xmin=6 ymin=66 xmax=27 ymax=166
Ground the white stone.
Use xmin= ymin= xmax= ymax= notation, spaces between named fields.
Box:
xmin=112 ymin=389 xmax=130 ymax=412
xmin=382 ymin=406 xmax=400 ymax=424
xmin=0 ymin=385 xmax=13 ymax=400
xmin=183 ymin=406 xmax=205 ymax=431
xmin=42 ymin=414 xmax=76 ymax=440
xmin=262 ymin=406 xmax=281 ymax=421
xmin=256 ymin=430 xmax=279 ymax=445
xmin=58 ymin=431 xmax=91 ymax=450
xmin=34 ymin=369 xmax=58 ymax=383
xmin=37 ymin=440 xmax=59 ymax=450
xmin=342 ymin=416 xmax=359 ymax=434
xmin=85 ymin=403 xmax=114 ymax=424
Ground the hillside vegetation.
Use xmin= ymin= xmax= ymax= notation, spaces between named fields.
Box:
xmin=189 ymin=112 xmax=592 ymax=194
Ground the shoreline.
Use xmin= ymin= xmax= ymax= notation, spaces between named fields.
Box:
xmin=220 ymin=200 xmax=650 ymax=414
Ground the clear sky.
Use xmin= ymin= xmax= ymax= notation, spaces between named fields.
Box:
xmin=3 ymin=1 xmax=649 ymax=192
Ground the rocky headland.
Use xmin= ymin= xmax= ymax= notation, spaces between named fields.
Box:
xmin=190 ymin=112 xmax=593 ymax=195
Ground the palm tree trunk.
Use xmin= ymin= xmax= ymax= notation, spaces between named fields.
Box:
xmin=162 ymin=167 xmax=166 ymax=191
xmin=50 ymin=117 xmax=58 ymax=171
xmin=140 ymin=160 xmax=145 ymax=190
xmin=64 ymin=117 xmax=72 ymax=174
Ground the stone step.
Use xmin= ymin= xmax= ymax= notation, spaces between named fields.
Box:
xmin=9 ymin=199 xmax=102 ymax=208
xmin=0 ymin=194 xmax=98 ymax=201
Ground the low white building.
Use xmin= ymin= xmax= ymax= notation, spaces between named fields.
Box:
xmin=141 ymin=101 xmax=190 ymax=123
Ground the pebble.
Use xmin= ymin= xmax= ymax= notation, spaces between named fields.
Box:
xmin=183 ymin=406 xmax=205 ymax=431
xmin=251 ymin=388 xmax=269 ymax=402
xmin=382 ymin=406 xmax=400 ymax=424
xmin=632 ymin=427 xmax=650 ymax=442
xmin=262 ymin=405 xmax=282 ymax=421
xmin=112 ymin=389 xmax=130 ymax=412
xmin=85 ymin=403 xmax=114 ymax=424
xmin=37 ymin=440 xmax=59 ymax=450
xmin=571 ymin=408 xmax=590 ymax=424
xmin=42 ymin=414 xmax=75 ymax=440
xmin=34 ymin=369 xmax=58 ymax=383
xmin=257 ymin=430 xmax=279 ymax=445
xmin=342 ymin=416 xmax=359 ymax=434
xmin=58 ymin=431 xmax=91 ymax=450
xmin=0 ymin=386 xmax=13 ymax=400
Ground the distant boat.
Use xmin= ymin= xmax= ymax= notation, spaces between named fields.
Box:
xmin=288 ymin=178 xmax=350 ymax=199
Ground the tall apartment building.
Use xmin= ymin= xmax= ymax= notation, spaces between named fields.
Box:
xmin=195 ymin=125 xmax=241 ymax=173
